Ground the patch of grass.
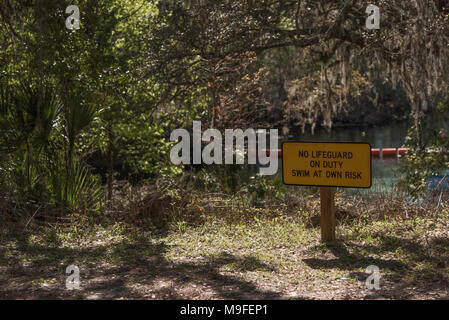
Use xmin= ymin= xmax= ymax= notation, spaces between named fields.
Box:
xmin=0 ymin=196 xmax=448 ymax=299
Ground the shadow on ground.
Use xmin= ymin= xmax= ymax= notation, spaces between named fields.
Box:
xmin=0 ymin=231 xmax=286 ymax=299
xmin=303 ymin=235 xmax=449 ymax=299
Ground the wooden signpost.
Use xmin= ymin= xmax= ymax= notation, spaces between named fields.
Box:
xmin=282 ymin=142 xmax=372 ymax=242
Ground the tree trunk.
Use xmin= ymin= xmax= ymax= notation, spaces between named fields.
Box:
xmin=107 ymin=123 xmax=113 ymax=202
xmin=412 ymin=99 xmax=424 ymax=153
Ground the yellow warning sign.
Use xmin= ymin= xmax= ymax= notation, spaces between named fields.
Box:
xmin=282 ymin=142 xmax=372 ymax=188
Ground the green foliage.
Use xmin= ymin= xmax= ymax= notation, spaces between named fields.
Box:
xmin=244 ymin=173 xmax=287 ymax=206
xmin=48 ymin=159 xmax=102 ymax=212
xmin=401 ymin=102 xmax=449 ymax=196
xmin=0 ymin=0 xmax=192 ymax=216
xmin=0 ymin=79 xmax=60 ymax=199
xmin=116 ymin=110 xmax=182 ymax=177
xmin=0 ymin=78 xmax=102 ymax=212
xmin=1 ymin=0 xmax=448 ymax=222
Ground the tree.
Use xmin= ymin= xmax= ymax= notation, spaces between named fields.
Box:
xmin=150 ymin=0 xmax=449 ymax=134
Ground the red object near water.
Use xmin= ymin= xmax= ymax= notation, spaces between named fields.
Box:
xmin=382 ymin=148 xmax=397 ymax=157
xmin=248 ymin=149 xmax=283 ymax=158
xmin=262 ymin=149 xmax=282 ymax=158
xmin=371 ymin=148 xmax=408 ymax=158
xmin=371 ymin=149 xmax=381 ymax=157
xmin=256 ymin=147 xmax=409 ymax=159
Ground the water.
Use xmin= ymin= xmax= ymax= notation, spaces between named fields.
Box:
xmin=243 ymin=116 xmax=449 ymax=195
xmin=280 ymin=116 xmax=449 ymax=194
xmin=288 ymin=121 xmax=409 ymax=148
xmin=284 ymin=121 xmax=408 ymax=194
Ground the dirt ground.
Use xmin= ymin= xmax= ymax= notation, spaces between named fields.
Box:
xmin=1 ymin=214 xmax=449 ymax=300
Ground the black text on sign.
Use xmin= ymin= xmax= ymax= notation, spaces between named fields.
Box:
xmin=282 ymin=142 xmax=372 ymax=188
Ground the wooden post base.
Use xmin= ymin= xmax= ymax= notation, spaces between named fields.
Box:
xmin=320 ymin=187 xmax=336 ymax=242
